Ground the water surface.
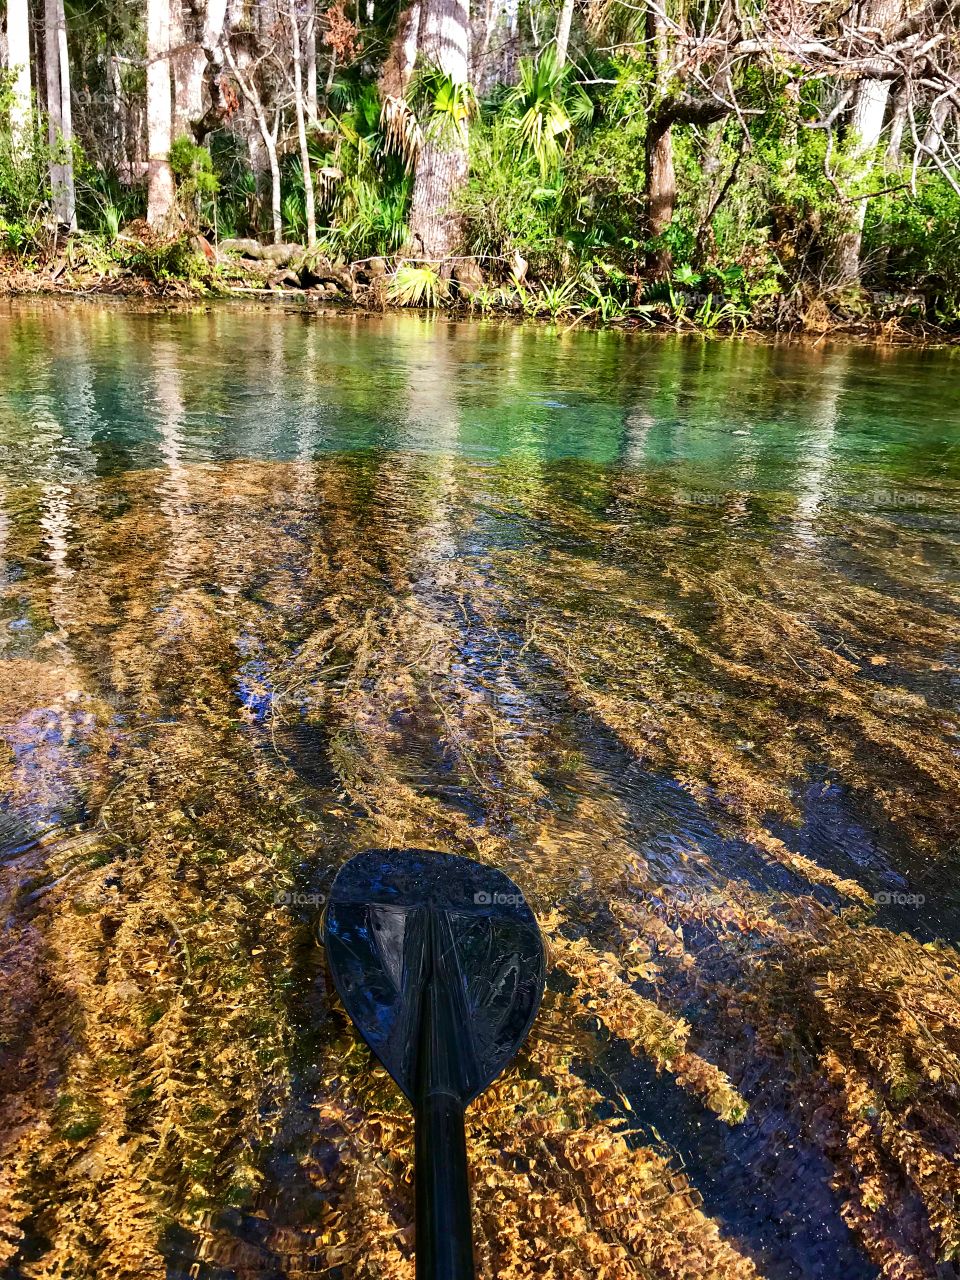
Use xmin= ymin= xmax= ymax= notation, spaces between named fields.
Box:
xmin=1 ymin=302 xmax=959 ymax=1280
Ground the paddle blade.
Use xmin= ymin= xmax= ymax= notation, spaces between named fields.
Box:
xmin=323 ymin=848 xmax=546 ymax=1105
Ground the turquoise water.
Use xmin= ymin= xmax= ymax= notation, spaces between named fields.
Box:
xmin=2 ymin=304 xmax=959 ymax=483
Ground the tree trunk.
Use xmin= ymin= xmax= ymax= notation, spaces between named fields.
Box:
xmin=108 ymin=52 xmax=126 ymax=171
xmin=834 ymin=76 xmax=892 ymax=282
xmin=833 ymin=0 xmax=901 ymax=282
xmin=266 ymin=128 xmax=283 ymax=244
xmin=379 ymin=0 xmax=420 ymax=99
xmin=923 ymin=95 xmax=948 ymax=155
xmin=502 ymin=0 xmax=519 ymax=83
xmin=305 ymin=2 xmax=318 ymax=122
xmin=554 ymin=0 xmax=574 ymax=68
xmin=147 ymin=0 xmax=177 ymax=227
xmin=44 ymin=0 xmax=76 ymax=229
xmin=170 ymin=0 xmax=230 ymax=138
xmin=405 ymin=0 xmax=471 ymax=259
xmin=44 ymin=0 xmax=65 ymax=216
xmin=645 ymin=117 xmax=675 ymax=275
xmin=170 ymin=0 xmax=197 ymax=135
xmin=290 ymin=0 xmax=317 ymax=247
xmin=223 ymin=43 xmax=283 ymax=242
xmin=644 ymin=0 xmax=674 ymax=275
xmin=55 ymin=0 xmax=75 ymax=226
xmin=885 ymin=80 xmax=907 ymax=165
xmin=6 ymin=0 xmax=32 ymax=156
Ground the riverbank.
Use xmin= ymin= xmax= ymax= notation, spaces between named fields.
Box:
xmin=1 ymin=230 xmax=956 ymax=344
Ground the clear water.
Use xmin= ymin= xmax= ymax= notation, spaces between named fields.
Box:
xmin=1 ymin=301 xmax=959 ymax=1280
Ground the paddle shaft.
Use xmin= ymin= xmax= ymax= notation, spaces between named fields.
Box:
xmin=415 ymin=1093 xmax=473 ymax=1280
xmin=414 ymin=911 xmax=476 ymax=1280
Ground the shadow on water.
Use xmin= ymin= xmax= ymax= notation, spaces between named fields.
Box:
xmin=584 ymin=1042 xmax=879 ymax=1280
xmin=536 ymin=718 xmax=875 ymax=1277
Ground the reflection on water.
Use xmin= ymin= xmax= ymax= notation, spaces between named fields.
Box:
xmin=1 ymin=302 xmax=959 ymax=1280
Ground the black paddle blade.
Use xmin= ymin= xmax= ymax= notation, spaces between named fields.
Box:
xmin=323 ymin=848 xmax=546 ymax=1106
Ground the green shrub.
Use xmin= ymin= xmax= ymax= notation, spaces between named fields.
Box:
xmin=75 ymin=161 xmax=144 ymax=239
xmin=170 ymin=135 xmax=218 ymax=232
xmin=556 ymin=108 xmax=647 ymax=267
xmin=460 ymin=120 xmax=566 ymax=278
xmin=206 ymin=130 xmax=259 ymax=239
xmin=115 ymin=235 xmax=212 ymax=285
xmin=864 ymin=170 xmax=960 ymax=304
xmin=0 ymin=71 xmax=55 ymax=255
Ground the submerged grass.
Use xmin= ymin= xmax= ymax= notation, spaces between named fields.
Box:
xmin=0 ymin=453 xmax=958 ymax=1278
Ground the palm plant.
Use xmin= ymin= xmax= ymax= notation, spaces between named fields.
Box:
xmin=411 ymin=66 xmax=477 ymax=146
xmin=533 ymin=277 xmax=579 ymax=317
xmin=325 ymin=174 xmax=411 ymax=256
xmin=387 ymin=262 xmax=443 ymax=306
xmin=380 ymin=94 xmax=422 ymax=171
xmin=503 ymin=48 xmax=593 ymax=176
xmin=281 ymin=155 xmax=309 ymax=239
xmin=102 ymin=203 xmax=122 ymax=241
xmin=581 ymin=274 xmax=629 ymax=322
xmin=315 ymin=83 xmax=413 ymax=257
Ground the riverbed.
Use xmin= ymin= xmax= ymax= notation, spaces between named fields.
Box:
xmin=1 ymin=301 xmax=959 ymax=1280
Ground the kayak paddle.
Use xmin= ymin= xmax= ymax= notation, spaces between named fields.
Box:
xmin=323 ymin=847 xmax=546 ymax=1280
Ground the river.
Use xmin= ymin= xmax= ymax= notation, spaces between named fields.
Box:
xmin=1 ymin=300 xmax=959 ymax=1280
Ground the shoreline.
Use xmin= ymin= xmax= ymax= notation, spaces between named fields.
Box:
xmin=2 ymin=267 xmax=957 ymax=347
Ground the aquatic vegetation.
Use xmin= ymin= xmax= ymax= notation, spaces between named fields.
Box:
xmin=0 ymin=437 xmax=958 ymax=1280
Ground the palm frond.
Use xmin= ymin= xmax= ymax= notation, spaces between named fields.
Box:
xmin=503 ymin=47 xmax=591 ymax=175
xmin=412 ymin=65 xmax=477 ymax=146
xmin=387 ymin=262 xmax=443 ymax=307
xmin=380 ymin=95 xmax=423 ymax=170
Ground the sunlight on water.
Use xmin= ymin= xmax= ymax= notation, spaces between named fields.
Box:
xmin=0 ymin=301 xmax=959 ymax=1280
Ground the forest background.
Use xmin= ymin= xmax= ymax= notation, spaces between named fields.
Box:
xmin=3 ymin=0 xmax=960 ymax=326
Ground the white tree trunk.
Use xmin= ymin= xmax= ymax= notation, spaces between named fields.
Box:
xmin=147 ymin=0 xmax=177 ymax=227
xmin=834 ymin=79 xmax=892 ymax=282
xmin=45 ymin=0 xmax=65 ymax=213
xmin=834 ymin=0 xmax=901 ymax=282
xmin=885 ymin=80 xmax=907 ymax=166
xmin=379 ymin=1 xmax=420 ymax=99
xmin=169 ymin=0 xmax=228 ymax=137
xmin=56 ymin=0 xmax=75 ymax=226
xmin=267 ymin=114 xmax=282 ymax=243
xmin=203 ymin=0 xmax=229 ymax=52
xmin=923 ymin=96 xmax=949 ymax=155
xmin=554 ymin=0 xmax=574 ymax=67
xmin=223 ymin=43 xmax=283 ymax=242
xmin=45 ymin=0 xmax=76 ymax=228
xmin=170 ymin=0 xmax=195 ymax=135
xmin=405 ymin=0 xmax=471 ymax=259
xmin=290 ymin=0 xmax=317 ymax=246
xmin=305 ymin=3 xmax=318 ymax=123
xmin=6 ymin=0 xmax=32 ymax=156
